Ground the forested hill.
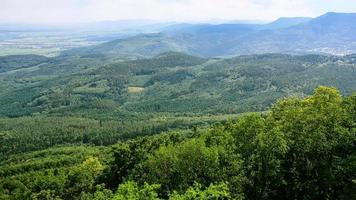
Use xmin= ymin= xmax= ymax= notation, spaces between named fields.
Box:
xmin=0 ymin=52 xmax=355 ymax=118
xmin=0 ymin=54 xmax=48 ymax=73
xmin=1 ymin=86 xmax=355 ymax=199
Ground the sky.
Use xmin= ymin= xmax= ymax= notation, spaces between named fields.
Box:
xmin=0 ymin=0 xmax=356 ymax=24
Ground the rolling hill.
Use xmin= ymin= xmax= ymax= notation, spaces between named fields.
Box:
xmin=0 ymin=52 xmax=355 ymax=118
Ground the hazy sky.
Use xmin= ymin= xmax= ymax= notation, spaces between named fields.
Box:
xmin=1 ymin=0 xmax=356 ymax=24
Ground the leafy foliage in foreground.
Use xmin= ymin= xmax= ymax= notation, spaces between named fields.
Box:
xmin=1 ymin=86 xmax=355 ymax=199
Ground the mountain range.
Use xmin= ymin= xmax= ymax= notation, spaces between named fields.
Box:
xmin=63 ymin=12 xmax=356 ymax=58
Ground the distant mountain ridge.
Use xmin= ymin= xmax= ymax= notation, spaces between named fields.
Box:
xmin=163 ymin=17 xmax=312 ymax=33
xmin=64 ymin=12 xmax=356 ymax=58
xmin=262 ymin=17 xmax=312 ymax=29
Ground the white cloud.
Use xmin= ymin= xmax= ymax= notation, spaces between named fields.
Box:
xmin=0 ymin=0 xmax=351 ymax=24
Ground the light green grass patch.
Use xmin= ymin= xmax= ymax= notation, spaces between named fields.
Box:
xmin=128 ymin=86 xmax=145 ymax=93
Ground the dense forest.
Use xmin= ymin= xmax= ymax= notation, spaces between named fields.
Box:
xmin=1 ymin=44 xmax=356 ymax=199
xmin=0 ymin=86 xmax=355 ymax=199
xmin=1 ymin=52 xmax=356 ymax=117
